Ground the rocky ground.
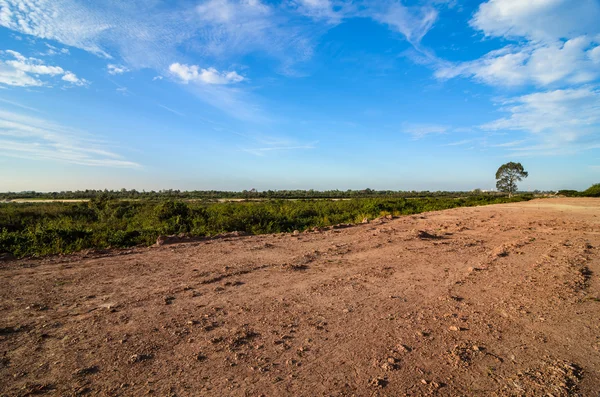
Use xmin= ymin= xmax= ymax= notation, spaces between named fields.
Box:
xmin=1 ymin=198 xmax=599 ymax=396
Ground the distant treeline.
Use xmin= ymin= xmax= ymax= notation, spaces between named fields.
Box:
xmin=1 ymin=195 xmax=531 ymax=258
xmin=1 ymin=188 xmax=536 ymax=200
xmin=558 ymin=184 xmax=600 ymax=198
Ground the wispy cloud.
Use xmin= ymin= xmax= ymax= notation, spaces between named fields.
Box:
xmin=231 ymin=129 xmax=318 ymax=156
xmin=367 ymin=1 xmax=438 ymax=47
xmin=481 ymin=87 xmax=600 ymax=155
xmin=41 ymin=43 xmax=70 ymax=56
xmin=158 ymin=104 xmax=185 ymax=117
xmin=0 ymin=0 xmax=320 ymax=70
xmin=291 ymin=0 xmax=347 ymax=24
xmin=435 ymin=38 xmax=600 ymax=87
xmin=0 ymin=49 xmax=88 ymax=87
xmin=241 ymin=143 xmax=316 ymax=156
xmin=0 ymin=0 xmax=452 ymax=122
xmin=0 ymin=97 xmax=42 ymax=112
xmin=442 ymin=139 xmax=473 ymax=146
xmin=0 ymin=109 xmax=140 ymax=168
xmin=490 ymin=139 xmax=527 ymax=148
xmin=402 ymin=122 xmax=448 ymax=139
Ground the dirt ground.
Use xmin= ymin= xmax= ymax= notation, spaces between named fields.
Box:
xmin=1 ymin=198 xmax=599 ymax=396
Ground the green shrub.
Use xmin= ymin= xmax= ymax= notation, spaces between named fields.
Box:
xmin=0 ymin=195 xmax=531 ymax=258
xmin=581 ymin=184 xmax=600 ymax=197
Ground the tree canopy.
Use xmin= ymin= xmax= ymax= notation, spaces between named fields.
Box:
xmin=495 ymin=162 xmax=528 ymax=197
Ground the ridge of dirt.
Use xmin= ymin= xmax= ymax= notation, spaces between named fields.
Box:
xmin=1 ymin=198 xmax=599 ymax=396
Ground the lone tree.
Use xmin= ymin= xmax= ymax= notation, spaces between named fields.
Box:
xmin=495 ymin=162 xmax=528 ymax=197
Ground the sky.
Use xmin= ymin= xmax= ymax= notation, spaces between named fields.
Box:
xmin=0 ymin=0 xmax=599 ymax=192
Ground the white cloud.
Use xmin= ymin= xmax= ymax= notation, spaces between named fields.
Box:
xmin=291 ymin=0 xmax=344 ymax=24
xmin=481 ymin=87 xmax=600 ymax=155
xmin=107 ymin=64 xmax=129 ymax=75
xmin=402 ymin=123 xmax=448 ymax=139
xmin=62 ymin=71 xmax=88 ymax=86
xmin=241 ymin=144 xmax=316 ymax=156
xmin=196 ymin=0 xmax=270 ymax=23
xmin=368 ymin=2 xmax=438 ymax=46
xmin=0 ymin=62 xmax=43 ymax=86
xmin=0 ymin=0 xmax=320 ymax=71
xmin=0 ymin=49 xmax=87 ymax=87
xmin=442 ymin=139 xmax=473 ymax=146
xmin=194 ymin=0 xmax=316 ymax=66
xmin=590 ymin=46 xmax=600 ymax=64
xmin=0 ymin=0 xmax=114 ymax=58
xmin=158 ymin=104 xmax=184 ymax=117
xmin=436 ymin=37 xmax=600 ymax=87
xmin=0 ymin=109 xmax=140 ymax=167
xmin=169 ymin=63 xmax=244 ymax=85
xmin=435 ymin=0 xmax=600 ymax=90
xmin=5 ymin=59 xmax=64 ymax=75
xmin=0 ymin=0 xmax=326 ymax=119
xmin=471 ymin=0 xmax=600 ymax=42
xmin=42 ymin=43 xmax=70 ymax=56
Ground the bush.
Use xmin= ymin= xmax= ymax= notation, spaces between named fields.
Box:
xmin=581 ymin=184 xmax=600 ymax=197
xmin=0 ymin=195 xmax=531 ymax=258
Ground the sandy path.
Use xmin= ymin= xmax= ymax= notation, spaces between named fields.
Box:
xmin=1 ymin=198 xmax=599 ymax=396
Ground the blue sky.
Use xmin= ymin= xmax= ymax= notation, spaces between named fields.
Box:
xmin=0 ymin=0 xmax=599 ymax=192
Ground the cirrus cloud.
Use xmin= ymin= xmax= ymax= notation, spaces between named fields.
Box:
xmin=481 ymin=87 xmax=600 ymax=155
xmin=0 ymin=108 xmax=139 ymax=167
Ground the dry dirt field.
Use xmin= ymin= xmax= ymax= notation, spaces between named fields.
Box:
xmin=1 ymin=198 xmax=599 ymax=396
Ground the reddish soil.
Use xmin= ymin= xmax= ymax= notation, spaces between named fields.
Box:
xmin=1 ymin=198 xmax=600 ymax=396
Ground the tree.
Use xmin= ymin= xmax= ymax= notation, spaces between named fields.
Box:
xmin=495 ymin=162 xmax=528 ymax=197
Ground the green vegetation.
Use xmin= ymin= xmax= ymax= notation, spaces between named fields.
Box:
xmin=0 ymin=195 xmax=531 ymax=258
xmin=557 ymin=184 xmax=600 ymax=197
xmin=1 ymin=188 xmax=512 ymax=201
xmin=581 ymin=183 xmax=600 ymax=197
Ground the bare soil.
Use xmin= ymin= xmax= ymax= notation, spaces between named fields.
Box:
xmin=1 ymin=198 xmax=599 ymax=396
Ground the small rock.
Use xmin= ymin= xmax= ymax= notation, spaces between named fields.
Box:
xmin=448 ymin=326 xmax=460 ymax=332
xmin=129 ymin=354 xmax=153 ymax=363
xmin=74 ymin=366 xmax=99 ymax=376
xmin=420 ymin=379 xmax=428 ymax=385
xmin=396 ymin=344 xmax=411 ymax=353
xmin=292 ymin=230 xmax=300 ymax=236
xmin=381 ymin=362 xmax=397 ymax=371
xmin=155 ymin=235 xmax=166 ymax=246
xmin=369 ymin=376 xmax=388 ymax=388
xmin=195 ymin=353 xmax=207 ymax=361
